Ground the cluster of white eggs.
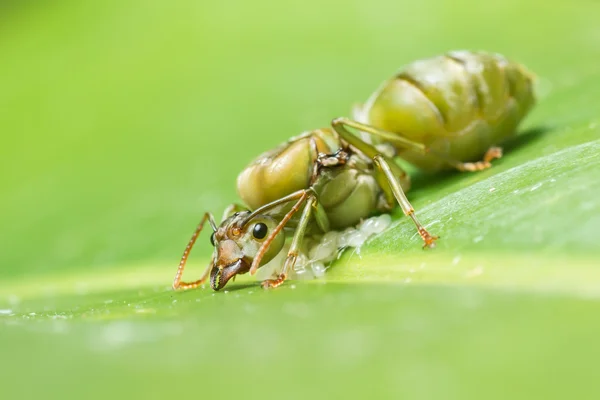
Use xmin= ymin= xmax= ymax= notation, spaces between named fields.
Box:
xmin=255 ymin=214 xmax=392 ymax=281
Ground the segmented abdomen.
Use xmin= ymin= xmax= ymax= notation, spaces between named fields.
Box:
xmin=361 ymin=51 xmax=536 ymax=170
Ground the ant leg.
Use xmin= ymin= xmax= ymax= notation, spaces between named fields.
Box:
xmin=331 ymin=119 xmax=438 ymax=248
xmin=247 ymin=190 xmax=311 ymax=275
xmin=261 ymin=193 xmax=319 ymax=289
xmin=244 ymin=189 xmax=308 ymax=229
xmin=332 ymin=117 xmax=502 ymax=172
xmin=374 ymin=155 xmax=438 ymax=248
xmin=454 ymin=146 xmax=503 ymax=171
xmin=172 ymin=212 xmax=218 ymax=290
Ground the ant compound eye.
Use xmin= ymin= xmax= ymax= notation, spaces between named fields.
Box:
xmin=252 ymin=223 xmax=268 ymax=240
xmin=210 ymin=232 xmax=216 ymax=247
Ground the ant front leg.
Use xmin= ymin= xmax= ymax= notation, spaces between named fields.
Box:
xmin=250 ymin=190 xmax=321 ymax=289
xmin=262 ymin=194 xmax=317 ymax=289
xmin=331 ymin=118 xmax=438 ymax=248
xmin=172 ymin=212 xmax=218 ymax=290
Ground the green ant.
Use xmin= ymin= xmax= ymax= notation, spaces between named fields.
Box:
xmin=172 ymin=50 xmax=536 ymax=291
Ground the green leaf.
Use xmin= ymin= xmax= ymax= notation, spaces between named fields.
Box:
xmin=1 ymin=1 xmax=599 ymax=399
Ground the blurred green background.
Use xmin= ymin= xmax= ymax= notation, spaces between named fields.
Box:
xmin=1 ymin=0 xmax=600 ymax=399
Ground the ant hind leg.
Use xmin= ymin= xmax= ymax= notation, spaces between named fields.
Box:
xmin=454 ymin=146 xmax=503 ymax=172
xmin=331 ymin=118 xmax=438 ymax=248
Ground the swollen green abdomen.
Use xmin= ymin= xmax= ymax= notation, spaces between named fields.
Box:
xmin=363 ymin=51 xmax=536 ymax=170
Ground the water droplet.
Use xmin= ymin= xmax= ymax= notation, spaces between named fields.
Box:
xmin=0 ymin=309 xmax=13 ymax=316
xmin=473 ymin=235 xmax=484 ymax=243
xmin=489 ymin=187 xmax=496 ymax=192
xmin=135 ymin=308 xmax=156 ymax=314
xmin=530 ymin=182 xmax=543 ymax=191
